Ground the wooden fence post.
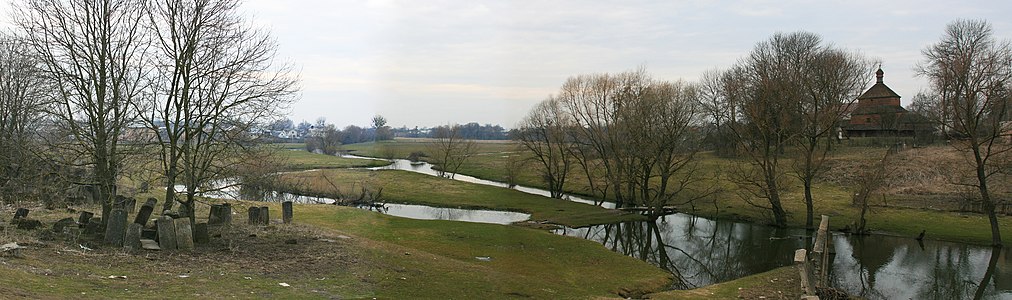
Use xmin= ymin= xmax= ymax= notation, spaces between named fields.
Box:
xmin=795 ymin=249 xmax=816 ymax=296
xmin=812 ymin=215 xmax=830 ymax=288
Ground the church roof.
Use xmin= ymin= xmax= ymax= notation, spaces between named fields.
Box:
xmin=857 ymin=68 xmax=901 ymax=100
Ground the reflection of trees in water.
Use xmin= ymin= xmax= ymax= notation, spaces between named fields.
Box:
xmin=834 ymin=235 xmax=1010 ymax=299
xmin=560 ymin=215 xmax=805 ymax=289
xmin=238 ymin=185 xmax=333 ymax=204
xmin=424 ymin=206 xmax=477 ymax=221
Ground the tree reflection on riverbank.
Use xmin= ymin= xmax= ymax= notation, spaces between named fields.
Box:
xmin=555 ymin=213 xmax=1012 ymax=299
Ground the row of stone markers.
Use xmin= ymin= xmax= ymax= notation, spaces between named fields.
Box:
xmin=246 ymin=201 xmax=295 ymax=225
xmin=11 ymin=198 xmax=295 ymax=252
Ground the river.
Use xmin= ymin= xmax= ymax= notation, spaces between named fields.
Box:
xmin=338 ymin=154 xmax=1012 ymax=299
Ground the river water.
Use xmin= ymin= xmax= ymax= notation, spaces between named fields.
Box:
xmin=342 ymin=154 xmax=1012 ymax=299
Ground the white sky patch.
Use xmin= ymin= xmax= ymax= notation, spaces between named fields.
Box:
xmin=2 ymin=0 xmax=1011 ymax=128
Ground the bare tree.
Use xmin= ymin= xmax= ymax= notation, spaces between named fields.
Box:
xmin=0 ymin=33 xmax=50 ymax=202
xmin=918 ymin=19 xmax=1012 ymax=246
xmin=716 ymin=32 xmax=815 ymax=227
xmin=516 ymin=97 xmax=573 ymax=198
xmin=552 ymin=69 xmax=708 ymax=214
xmin=15 ymin=0 xmax=149 ymax=222
xmin=791 ymin=44 xmax=871 ymax=229
xmin=372 ymin=114 xmax=391 ymax=141
xmin=427 ymin=124 xmax=476 ymax=179
xmin=144 ymin=0 xmax=298 ymax=224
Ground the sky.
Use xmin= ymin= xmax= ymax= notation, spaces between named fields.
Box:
xmin=5 ymin=1 xmax=1012 ymax=129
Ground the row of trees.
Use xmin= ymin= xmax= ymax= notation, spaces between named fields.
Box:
xmin=304 ymin=115 xmax=392 ymax=155
xmin=0 ymin=0 xmax=298 ymax=227
xmin=517 ymin=33 xmax=871 ymax=223
xmin=517 ymin=20 xmax=1012 ymax=247
xmin=516 ymin=69 xmax=710 ymax=216
xmin=390 ymin=123 xmax=511 ymax=140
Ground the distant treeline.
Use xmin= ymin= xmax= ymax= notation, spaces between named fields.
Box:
xmin=393 ymin=123 xmax=510 ymax=140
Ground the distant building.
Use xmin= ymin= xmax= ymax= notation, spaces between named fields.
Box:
xmin=843 ymin=68 xmax=933 ymax=138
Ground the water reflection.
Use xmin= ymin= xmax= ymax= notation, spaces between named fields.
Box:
xmin=555 ymin=213 xmax=1012 ymax=298
xmin=832 ymin=235 xmax=1012 ymax=299
xmin=346 ymin=155 xmax=616 ymax=208
xmin=555 ymin=213 xmax=806 ymax=289
xmin=235 ymin=184 xmax=530 ymax=225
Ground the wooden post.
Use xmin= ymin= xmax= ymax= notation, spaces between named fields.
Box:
xmin=282 ymin=201 xmax=293 ymax=224
xmin=812 ymin=215 xmax=830 ymax=288
xmin=794 ymin=249 xmax=816 ymax=296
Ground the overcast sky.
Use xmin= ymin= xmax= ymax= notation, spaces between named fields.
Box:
xmin=6 ymin=1 xmax=1012 ymax=128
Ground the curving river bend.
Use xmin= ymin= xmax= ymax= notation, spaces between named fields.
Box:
xmin=239 ymin=154 xmax=1012 ymax=299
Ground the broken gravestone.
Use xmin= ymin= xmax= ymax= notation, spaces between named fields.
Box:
xmin=139 ymin=239 xmax=160 ymax=250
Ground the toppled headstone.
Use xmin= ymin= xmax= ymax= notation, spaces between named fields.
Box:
xmin=124 ymin=223 xmax=143 ymax=250
xmin=156 ymin=216 xmax=177 ymax=250
xmin=104 ymin=209 xmax=128 ymax=247
xmin=140 ymin=239 xmax=160 ymax=250
xmin=0 ymin=242 xmax=25 ymax=256
xmin=174 ymin=218 xmax=194 ymax=251
xmin=52 ymin=217 xmax=76 ymax=233
xmin=14 ymin=219 xmax=42 ymax=230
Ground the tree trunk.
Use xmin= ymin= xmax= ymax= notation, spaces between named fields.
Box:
xmin=975 ymin=148 xmax=1002 ymax=247
xmin=804 ymin=179 xmax=814 ymax=229
xmin=162 ymin=164 xmax=178 ymax=212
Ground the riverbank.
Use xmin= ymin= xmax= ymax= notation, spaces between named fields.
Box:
xmin=336 ymin=139 xmax=1012 ymax=246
